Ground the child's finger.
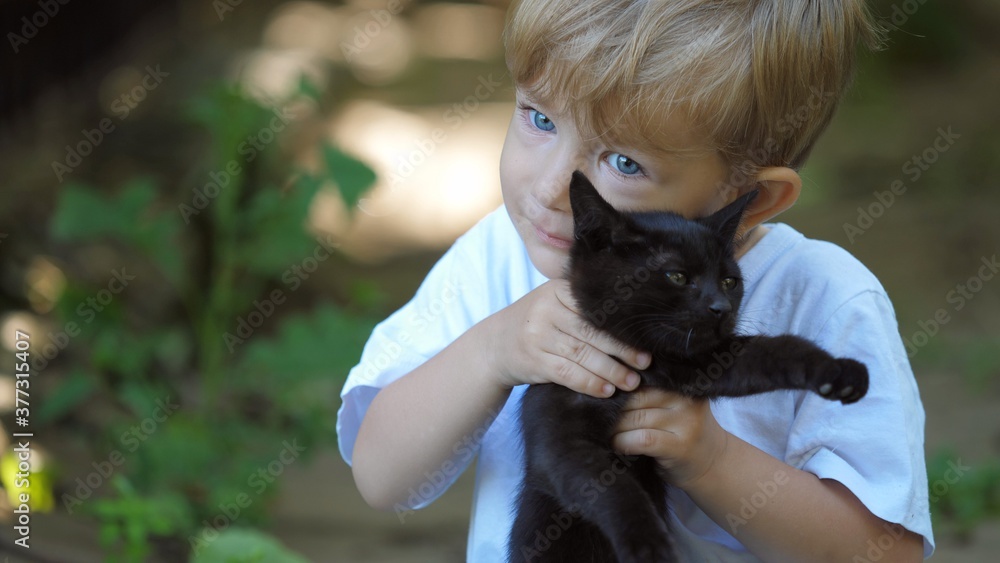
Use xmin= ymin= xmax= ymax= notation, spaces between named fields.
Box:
xmin=549 ymin=328 xmax=642 ymax=392
xmin=620 ymin=388 xmax=690 ymax=412
xmin=590 ymin=331 xmax=652 ymax=372
xmin=611 ymin=428 xmax=673 ymax=456
xmin=541 ymin=350 xmax=621 ymax=398
xmin=553 ymin=293 xmax=651 ymax=371
xmin=615 ymin=406 xmax=673 ymax=434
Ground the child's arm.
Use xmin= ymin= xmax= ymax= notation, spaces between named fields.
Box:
xmin=685 ymin=430 xmax=925 ymax=562
xmin=613 ymin=389 xmax=924 ymax=562
xmin=351 ymin=279 xmax=650 ymax=511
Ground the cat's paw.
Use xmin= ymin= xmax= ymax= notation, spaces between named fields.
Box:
xmin=813 ymin=358 xmax=869 ymax=404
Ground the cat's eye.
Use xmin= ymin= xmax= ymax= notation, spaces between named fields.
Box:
xmin=721 ymin=277 xmax=739 ymax=290
xmin=528 ymin=109 xmax=555 ymax=132
xmin=666 ymin=272 xmax=688 ymax=286
xmin=607 ymin=153 xmax=642 ymax=176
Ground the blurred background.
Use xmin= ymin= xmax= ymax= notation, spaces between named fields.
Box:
xmin=0 ymin=0 xmax=997 ymax=561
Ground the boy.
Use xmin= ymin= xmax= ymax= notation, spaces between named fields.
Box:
xmin=338 ymin=0 xmax=934 ymax=560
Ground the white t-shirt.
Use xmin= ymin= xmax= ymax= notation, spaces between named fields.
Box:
xmin=337 ymin=207 xmax=935 ymax=561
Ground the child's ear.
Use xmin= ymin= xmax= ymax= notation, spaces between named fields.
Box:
xmin=740 ymin=166 xmax=802 ymax=231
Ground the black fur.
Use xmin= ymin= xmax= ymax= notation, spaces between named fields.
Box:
xmin=508 ymin=172 xmax=869 ymax=563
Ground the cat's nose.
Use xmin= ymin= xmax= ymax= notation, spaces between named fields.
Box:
xmin=708 ymin=299 xmax=731 ymax=319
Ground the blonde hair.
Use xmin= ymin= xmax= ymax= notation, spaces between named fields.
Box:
xmin=504 ymin=0 xmax=885 ymax=187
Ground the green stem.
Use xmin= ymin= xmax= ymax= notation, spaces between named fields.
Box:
xmin=199 ymin=129 xmax=244 ymax=411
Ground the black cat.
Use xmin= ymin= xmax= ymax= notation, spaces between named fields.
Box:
xmin=508 ymin=171 xmax=869 ymax=563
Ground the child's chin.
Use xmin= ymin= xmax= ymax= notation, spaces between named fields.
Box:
xmin=527 ymin=245 xmax=569 ymax=279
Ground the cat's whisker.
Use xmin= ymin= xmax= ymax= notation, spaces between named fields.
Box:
xmin=619 ymin=321 xmax=688 ymax=344
xmin=734 ymin=318 xmax=772 ymax=334
xmin=685 ymin=328 xmax=693 ymax=355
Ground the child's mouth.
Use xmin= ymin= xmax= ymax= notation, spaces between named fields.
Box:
xmin=534 ymin=226 xmax=573 ymax=249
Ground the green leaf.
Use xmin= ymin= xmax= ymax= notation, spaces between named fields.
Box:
xmin=126 ymin=416 xmax=280 ymax=519
xmin=117 ymin=381 xmax=164 ymax=419
xmin=185 ymin=86 xmax=277 ymax=172
xmin=89 ymin=477 xmax=193 ymax=560
xmin=321 ymin=143 xmax=376 ymax=210
xmin=49 ymin=179 xmax=185 ymax=287
xmin=51 ymin=181 xmax=155 ymax=240
xmin=236 ymin=303 xmax=375 ymax=386
xmin=36 ymin=369 xmax=96 ymax=424
xmin=236 ymin=178 xmax=325 ymax=275
xmin=90 ymin=328 xmax=165 ymax=379
xmin=191 ymin=528 xmax=309 ymax=563
xmin=99 ymin=521 xmax=120 ymax=549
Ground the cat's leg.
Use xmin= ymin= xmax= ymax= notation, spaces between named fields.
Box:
xmin=508 ymin=484 xmax=616 ymax=563
xmin=536 ymin=444 xmax=676 ymax=563
xmin=520 ymin=390 xmax=676 ymax=562
xmin=679 ymin=335 xmax=868 ymax=403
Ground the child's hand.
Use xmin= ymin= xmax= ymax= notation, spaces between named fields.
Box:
xmin=611 ymin=388 xmax=729 ymax=489
xmin=487 ymin=279 xmax=650 ymax=398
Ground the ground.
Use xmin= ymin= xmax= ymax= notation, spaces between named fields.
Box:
xmin=3 ymin=370 xmax=997 ymax=562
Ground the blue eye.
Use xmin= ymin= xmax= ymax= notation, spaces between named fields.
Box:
xmin=529 ymin=109 xmax=555 ymax=132
xmin=608 ymin=153 xmax=642 ymax=175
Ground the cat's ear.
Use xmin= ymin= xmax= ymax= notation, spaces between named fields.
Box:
xmin=702 ymin=189 xmax=759 ymax=247
xmin=570 ymin=171 xmax=630 ymax=248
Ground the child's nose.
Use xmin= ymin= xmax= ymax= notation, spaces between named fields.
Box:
xmin=536 ymin=161 xmax=584 ymax=212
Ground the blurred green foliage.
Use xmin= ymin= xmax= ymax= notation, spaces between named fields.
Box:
xmin=92 ymin=477 xmax=191 ymax=562
xmin=43 ymin=80 xmax=377 ymax=561
xmin=927 ymin=450 xmax=1000 ymax=541
xmin=0 ymin=0 xmax=994 ymax=558
xmin=915 ymin=334 xmax=1000 ymax=393
xmin=190 ymin=528 xmax=309 ymax=563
